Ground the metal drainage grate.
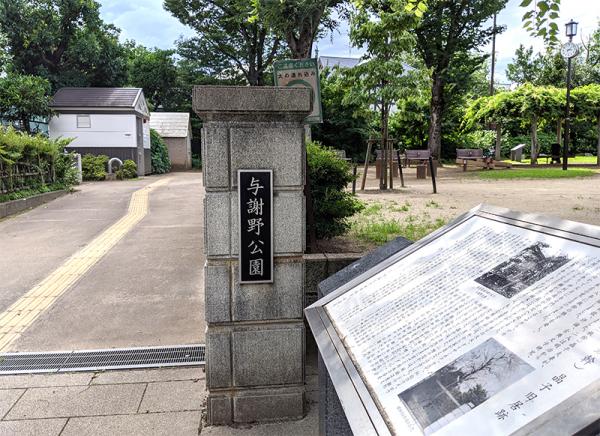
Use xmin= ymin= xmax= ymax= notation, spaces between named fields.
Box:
xmin=0 ymin=344 xmax=205 ymax=375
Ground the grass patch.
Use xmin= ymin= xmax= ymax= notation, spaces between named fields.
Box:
xmin=390 ymin=201 xmax=411 ymax=212
xmin=363 ymin=202 xmax=384 ymax=216
xmin=478 ymin=168 xmax=596 ymax=180
xmin=504 ymin=156 xmax=598 ymax=165
xmin=0 ymin=183 xmax=67 ymax=203
xmin=351 ymin=215 xmax=447 ymax=244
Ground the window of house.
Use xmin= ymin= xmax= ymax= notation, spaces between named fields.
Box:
xmin=77 ymin=114 xmax=91 ymax=128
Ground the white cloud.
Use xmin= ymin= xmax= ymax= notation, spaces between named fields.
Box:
xmin=98 ymin=0 xmax=195 ymax=49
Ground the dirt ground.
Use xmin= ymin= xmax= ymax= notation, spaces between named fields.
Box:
xmin=359 ymin=164 xmax=600 ymax=224
xmin=318 ymin=164 xmax=600 ymax=253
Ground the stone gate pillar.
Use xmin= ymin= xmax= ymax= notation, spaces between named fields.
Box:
xmin=193 ymin=86 xmax=312 ymax=425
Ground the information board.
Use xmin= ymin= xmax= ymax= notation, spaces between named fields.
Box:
xmin=273 ymin=58 xmax=323 ymax=124
xmin=306 ymin=205 xmax=600 ymax=435
xmin=238 ymin=170 xmax=273 ymax=284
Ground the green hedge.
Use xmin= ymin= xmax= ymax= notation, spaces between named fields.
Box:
xmin=82 ymin=154 xmax=109 ymax=181
xmin=150 ymin=129 xmax=170 ymax=174
xmin=307 ymin=141 xmax=363 ymax=239
xmin=0 ymin=127 xmax=76 ymax=194
xmin=116 ymin=160 xmax=138 ymax=180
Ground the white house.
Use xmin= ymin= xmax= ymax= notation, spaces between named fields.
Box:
xmin=49 ymin=88 xmax=151 ymax=176
xmin=149 ymin=112 xmax=192 ymax=170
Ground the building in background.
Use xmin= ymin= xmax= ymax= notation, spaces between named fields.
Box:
xmin=149 ymin=112 xmax=192 ymax=171
xmin=49 ymin=88 xmax=151 ymax=176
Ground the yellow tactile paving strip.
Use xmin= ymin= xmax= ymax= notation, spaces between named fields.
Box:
xmin=0 ymin=177 xmax=170 ymax=351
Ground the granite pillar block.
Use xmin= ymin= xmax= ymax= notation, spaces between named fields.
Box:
xmin=204 ymin=192 xmax=231 ymax=257
xmin=232 ymin=325 xmax=304 ymax=387
xmin=231 ymin=190 xmax=305 ymax=256
xmin=233 ymin=386 xmax=305 ymax=423
xmin=207 ymin=395 xmax=233 ymax=426
xmin=204 ymin=262 xmax=231 ymax=324
xmin=229 ymin=127 xmax=304 ymax=188
xmin=195 ymin=86 xmax=311 ymax=426
xmin=201 ymin=126 xmax=230 ymax=189
xmin=232 ymin=261 xmax=304 ymax=321
xmin=206 ymin=330 xmax=232 ymax=390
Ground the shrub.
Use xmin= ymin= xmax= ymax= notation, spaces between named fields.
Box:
xmin=116 ymin=159 xmax=138 ymax=180
xmin=82 ymin=154 xmax=108 ymax=181
xmin=150 ymin=129 xmax=170 ymax=174
xmin=192 ymin=153 xmax=202 ymax=169
xmin=307 ymin=141 xmax=363 ymax=239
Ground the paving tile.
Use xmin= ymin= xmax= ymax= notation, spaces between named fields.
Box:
xmin=139 ymin=380 xmax=206 ymax=413
xmin=90 ymin=367 xmax=204 ymax=385
xmin=61 ymin=411 xmax=201 ymax=436
xmin=0 ymin=418 xmax=66 ymax=436
xmin=0 ymin=389 xmax=24 ymax=418
xmin=5 ymin=384 xmax=145 ymax=420
xmin=201 ymin=404 xmax=318 ymax=436
xmin=0 ymin=373 xmax=92 ymax=390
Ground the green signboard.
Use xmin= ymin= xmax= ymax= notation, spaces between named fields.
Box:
xmin=273 ymin=58 xmax=323 ymax=124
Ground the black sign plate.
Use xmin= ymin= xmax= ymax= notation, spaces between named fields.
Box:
xmin=238 ymin=170 xmax=273 ymax=283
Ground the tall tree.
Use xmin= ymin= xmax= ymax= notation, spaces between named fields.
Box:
xmin=348 ymin=0 xmax=418 ymax=188
xmin=126 ymin=44 xmax=179 ymax=111
xmin=256 ymin=0 xmax=344 ymax=59
xmin=414 ymin=0 xmax=507 ymax=158
xmin=506 ymin=45 xmax=544 ymax=85
xmin=0 ymin=0 xmax=127 ymax=91
xmin=164 ymin=0 xmax=283 ymax=86
xmin=0 ymin=74 xmax=53 ymax=133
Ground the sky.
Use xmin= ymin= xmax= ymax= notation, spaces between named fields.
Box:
xmin=98 ymin=0 xmax=600 ymax=83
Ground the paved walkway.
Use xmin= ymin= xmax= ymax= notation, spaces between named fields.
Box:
xmin=0 ymin=172 xmax=204 ymax=351
xmin=0 ymin=364 xmax=318 ymax=435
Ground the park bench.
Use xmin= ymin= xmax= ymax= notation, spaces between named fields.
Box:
xmin=456 ymin=148 xmax=493 ymax=171
xmin=403 ymin=149 xmax=431 ymax=168
xmin=333 ymin=149 xmax=352 ymax=162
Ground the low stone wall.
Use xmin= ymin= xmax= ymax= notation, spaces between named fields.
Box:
xmin=0 ymin=190 xmax=68 ymax=220
xmin=304 ymin=253 xmax=363 ymax=308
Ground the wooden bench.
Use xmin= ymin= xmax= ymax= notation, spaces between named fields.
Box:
xmin=456 ymin=148 xmax=493 ymax=171
xmin=404 ymin=149 xmax=431 ymax=168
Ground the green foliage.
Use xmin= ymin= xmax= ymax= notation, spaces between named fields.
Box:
xmin=0 ymin=0 xmax=128 ymax=91
xmin=126 ymin=44 xmax=179 ymax=110
xmin=520 ymin=0 xmax=561 ymax=45
xmin=191 ymin=153 xmax=202 ymax=169
xmin=150 ymin=129 xmax=171 ymax=174
xmin=414 ymin=0 xmax=508 ymax=158
xmin=164 ymin=0 xmax=283 ymax=86
xmin=0 ymin=182 xmax=67 ymax=203
xmin=351 ymin=212 xmax=447 ymax=244
xmin=116 ymin=160 xmax=138 ymax=180
xmin=307 ymin=141 xmax=363 ymax=239
xmin=462 ymin=130 xmax=497 ymax=151
xmin=0 ymin=127 xmax=75 ymax=195
xmin=82 ymin=154 xmax=108 ymax=181
xmin=312 ymin=68 xmax=373 ymax=161
xmin=254 ymin=0 xmax=342 ymax=59
xmin=0 ymin=73 xmax=53 ymax=133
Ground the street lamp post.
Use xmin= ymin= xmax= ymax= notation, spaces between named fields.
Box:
xmin=561 ymin=20 xmax=579 ymax=171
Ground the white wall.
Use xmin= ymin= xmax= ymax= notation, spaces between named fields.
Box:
xmin=143 ymin=120 xmax=150 ymax=149
xmin=49 ymin=113 xmax=137 ymax=148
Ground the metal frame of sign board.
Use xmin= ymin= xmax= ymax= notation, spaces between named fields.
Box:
xmin=305 ymin=203 xmax=600 ymax=436
xmin=238 ymin=169 xmax=274 ymax=285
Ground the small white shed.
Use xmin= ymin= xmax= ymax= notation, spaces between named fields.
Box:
xmin=149 ymin=112 xmax=192 ymax=170
xmin=49 ymin=88 xmax=151 ymax=176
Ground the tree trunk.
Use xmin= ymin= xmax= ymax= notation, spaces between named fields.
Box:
xmin=495 ymin=124 xmax=502 ymax=161
xmin=427 ymin=72 xmax=444 ymax=159
xmin=557 ymin=119 xmax=562 ymax=146
xmin=530 ymin=116 xmax=539 ymax=165
xmin=21 ymin=116 xmax=31 ymax=134
xmin=597 ymin=114 xmax=600 ymax=167
xmin=380 ymin=98 xmax=388 ymax=190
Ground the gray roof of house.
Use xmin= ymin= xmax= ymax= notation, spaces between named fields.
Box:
xmin=318 ymin=56 xmax=362 ymax=69
xmin=51 ymin=87 xmax=142 ymax=108
xmin=149 ymin=112 xmax=191 ymax=138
